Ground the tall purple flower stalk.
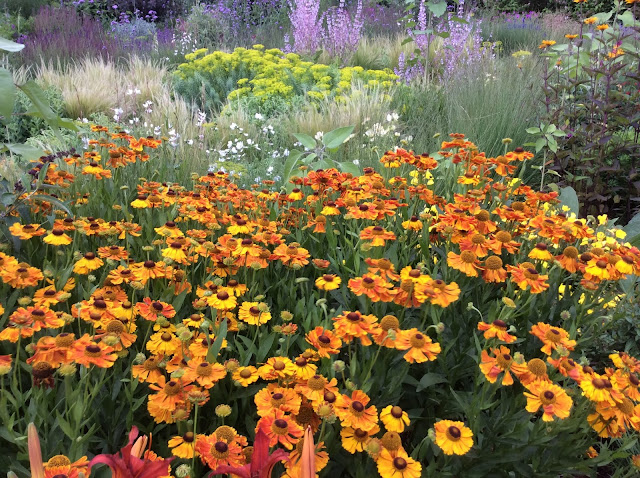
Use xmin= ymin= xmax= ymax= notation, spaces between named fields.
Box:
xmin=436 ymin=0 xmax=484 ymax=78
xmin=322 ymin=0 xmax=364 ymax=61
xmin=287 ymin=0 xmax=323 ymax=53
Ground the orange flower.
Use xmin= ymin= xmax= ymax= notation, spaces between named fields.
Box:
xmin=9 ymin=223 xmax=46 ymax=240
xmin=195 ymin=432 xmax=244 ymax=470
xmin=182 ymin=360 xmax=227 ymax=389
xmin=238 ymin=302 xmax=272 ymax=325
xmin=414 ymin=279 xmax=460 ymax=307
xmin=272 ymin=243 xmax=310 ymax=267
xmin=257 ymin=409 xmax=304 ymax=450
xmin=530 ymin=323 xmax=576 ymax=355
xmin=447 ymin=251 xmax=480 ymax=277
xmin=71 ymin=336 xmax=117 ymax=368
xmin=395 ymin=328 xmax=441 ymax=363
xmin=348 ymin=274 xmax=395 ymax=302
xmin=335 ymin=390 xmax=378 ymax=432
xmin=332 ymin=311 xmax=380 ymax=346
xmin=296 ymin=374 xmax=339 ymax=406
xmin=360 ymin=226 xmax=396 ymax=246
xmin=1 ymin=262 xmax=44 ymax=288
xmin=507 ymin=262 xmax=549 ymax=294
xmin=137 ymin=298 xmax=176 ymax=322
xmin=380 ymin=405 xmax=410 ymax=433
xmin=524 ymin=381 xmax=572 ymax=421
xmin=43 ymin=228 xmax=72 ymax=246
xmin=364 ymin=258 xmax=400 ymax=281
xmin=168 ymin=432 xmax=197 ymax=459
xmin=306 ymin=327 xmax=342 ymax=357
xmin=479 ymin=346 xmax=527 ymax=386
xmin=477 ymin=320 xmax=516 ymax=343
xmin=255 ymin=384 xmax=302 ymax=417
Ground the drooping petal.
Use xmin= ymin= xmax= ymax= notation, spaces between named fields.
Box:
xmin=260 ymin=448 xmax=289 ymax=478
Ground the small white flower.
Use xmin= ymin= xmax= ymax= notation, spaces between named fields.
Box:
xmin=230 ymin=123 xmax=238 ymax=130
xmin=254 ymin=113 xmax=264 ymax=121
xmin=314 ymin=131 xmax=324 ymax=141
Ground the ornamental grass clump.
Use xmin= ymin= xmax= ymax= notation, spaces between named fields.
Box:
xmin=2 ymin=123 xmax=640 ymax=476
xmin=173 ymin=44 xmax=397 ymax=117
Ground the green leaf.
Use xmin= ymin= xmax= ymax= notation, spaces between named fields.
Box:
xmin=282 ymin=149 xmax=304 ymax=187
xmin=426 ymin=1 xmax=447 ymax=17
xmin=293 ymin=133 xmax=316 ymax=150
xmin=416 ymin=373 xmax=447 ymax=392
xmin=534 ymin=138 xmax=545 ymax=153
xmin=5 ymin=143 xmax=45 ymax=161
xmin=0 ymin=68 xmax=16 ymax=121
xmin=29 ymin=194 xmax=73 ymax=217
xmin=206 ymin=319 xmax=227 ymax=363
xmin=302 ymin=152 xmax=317 ymax=165
xmin=450 ymin=16 xmax=468 ymax=24
xmin=322 ymin=125 xmax=355 ymax=150
xmin=526 ymin=127 xmax=541 ymax=134
xmin=339 ymin=161 xmax=361 ymax=177
xmin=0 ymin=37 xmax=24 ymax=53
xmin=558 ymin=186 xmax=580 ymax=216
xmin=625 ymin=212 xmax=640 ymax=247
xmin=18 ymin=81 xmax=57 ymax=121
xmin=435 ymin=32 xmax=450 ymax=39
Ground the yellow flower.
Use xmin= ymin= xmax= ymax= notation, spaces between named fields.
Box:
xmin=380 ymin=405 xmax=410 ymax=433
xmin=434 ymin=420 xmax=474 ymax=455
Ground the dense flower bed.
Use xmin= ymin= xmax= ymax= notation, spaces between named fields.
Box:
xmin=2 ymin=128 xmax=640 ymax=476
xmin=174 ymin=45 xmax=397 ymax=115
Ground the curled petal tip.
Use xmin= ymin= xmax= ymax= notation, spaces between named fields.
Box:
xmin=27 ymin=423 xmax=45 ymax=478
xmin=301 ymin=426 xmax=315 ymax=478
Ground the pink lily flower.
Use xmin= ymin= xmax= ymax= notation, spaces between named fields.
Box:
xmin=208 ymin=428 xmax=289 ymax=478
xmin=88 ymin=426 xmax=173 ymax=478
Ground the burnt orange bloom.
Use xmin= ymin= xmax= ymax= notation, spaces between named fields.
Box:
xmin=477 ymin=320 xmax=516 ymax=343
xmin=131 ymin=260 xmax=166 ymax=283
xmin=137 ymin=298 xmax=176 ymax=322
xmin=459 ymin=233 xmax=490 ymax=258
xmin=271 ymin=242 xmax=309 ymax=267
xmin=255 ymin=384 xmax=302 ymax=416
xmin=258 ymin=357 xmax=297 ymax=381
xmin=306 ymin=327 xmax=342 ymax=357
xmin=183 ymin=360 xmax=227 ymax=389
xmin=507 ymin=262 xmax=549 ymax=294
xmin=360 ymin=226 xmax=396 ymax=246
xmin=132 ymin=355 xmax=165 ymax=384
xmin=530 ymin=323 xmax=576 ymax=355
xmin=447 ymin=251 xmax=480 ymax=277
xmin=480 ymin=346 xmax=527 ymax=386
xmin=71 ymin=335 xmax=117 ymax=368
xmin=195 ymin=432 xmax=245 ymax=470
xmin=332 ymin=311 xmax=380 ymax=346
xmin=9 ymin=223 xmax=46 ymax=240
xmin=97 ymin=245 xmax=129 ymax=261
xmin=415 ymin=279 xmax=460 ymax=307
xmin=364 ymin=258 xmax=400 ymax=281
xmin=524 ymin=381 xmax=572 ymax=421
xmin=257 ymin=409 xmax=304 ymax=450
xmin=395 ymin=328 xmax=441 ymax=363
xmin=556 ymin=246 xmax=581 ymax=273
xmin=348 ymin=274 xmax=395 ymax=302
xmin=481 ymin=256 xmax=507 ymax=283
xmin=335 ymin=390 xmax=378 ymax=432
xmin=1 ymin=262 xmax=43 ymax=288
xmin=296 ymin=375 xmax=339 ymax=406
xmin=148 ymin=376 xmax=195 ymax=413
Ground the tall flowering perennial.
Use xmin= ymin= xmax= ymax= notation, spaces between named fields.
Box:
xmin=435 ymin=1 xmax=485 ymax=77
xmin=287 ymin=0 xmax=323 ymax=53
xmin=3 ymin=124 xmax=640 ymax=475
xmin=322 ymin=0 xmax=365 ymax=62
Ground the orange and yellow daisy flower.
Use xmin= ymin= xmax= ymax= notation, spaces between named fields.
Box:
xmin=434 ymin=420 xmax=474 ymax=455
xmin=524 ymin=381 xmax=573 ymax=421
